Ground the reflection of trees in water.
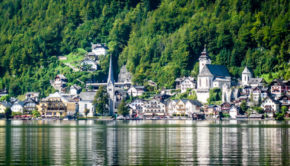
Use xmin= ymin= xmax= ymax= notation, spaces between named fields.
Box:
xmin=0 ymin=120 xmax=290 ymax=165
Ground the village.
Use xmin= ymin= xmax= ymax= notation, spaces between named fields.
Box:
xmin=0 ymin=44 xmax=289 ymax=120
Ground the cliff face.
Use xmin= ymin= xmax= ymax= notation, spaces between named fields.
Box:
xmin=0 ymin=0 xmax=289 ymax=96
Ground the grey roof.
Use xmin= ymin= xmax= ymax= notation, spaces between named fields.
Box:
xmin=91 ymin=43 xmax=108 ymax=50
xmin=25 ymin=92 xmax=40 ymax=96
xmin=263 ymin=96 xmax=280 ymax=104
xmin=0 ymin=101 xmax=12 ymax=108
xmin=188 ymin=100 xmax=202 ymax=107
xmin=24 ymin=98 xmax=38 ymax=104
xmin=71 ymin=84 xmax=82 ymax=91
xmin=13 ymin=101 xmax=25 ymax=106
xmin=200 ymin=64 xmax=230 ymax=77
xmin=271 ymin=79 xmax=285 ymax=86
xmin=79 ymin=92 xmax=96 ymax=101
xmin=249 ymin=78 xmax=264 ymax=84
xmin=242 ymin=66 xmax=251 ymax=74
xmin=87 ymin=52 xmax=95 ymax=56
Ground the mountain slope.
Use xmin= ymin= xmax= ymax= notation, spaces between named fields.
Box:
xmin=0 ymin=0 xmax=289 ymax=96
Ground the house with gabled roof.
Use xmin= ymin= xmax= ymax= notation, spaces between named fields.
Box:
xmin=142 ymin=99 xmax=166 ymax=117
xmin=242 ymin=67 xmax=265 ymax=87
xmin=127 ymin=85 xmax=145 ymax=97
xmin=175 ymin=76 xmax=196 ymax=93
xmin=0 ymin=101 xmax=12 ymax=114
xmin=79 ymin=92 xmax=96 ymax=117
xmin=261 ymin=96 xmax=280 ymax=117
xmin=167 ymin=99 xmax=202 ymax=117
xmin=11 ymin=101 xmax=25 ymax=113
xmin=23 ymin=98 xmax=38 ymax=112
xmin=91 ymin=43 xmax=108 ymax=56
xmin=270 ymin=79 xmax=289 ymax=100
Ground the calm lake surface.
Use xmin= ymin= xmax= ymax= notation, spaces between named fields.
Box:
xmin=0 ymin=120 xmax=289 ymax=165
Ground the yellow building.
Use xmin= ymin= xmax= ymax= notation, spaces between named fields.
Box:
xmin=0 ymin=102 xmax=12 ymax=114
xmin=37 ymin=98 xmax=67 ymax=117
xmin=37 ymin=92 xmax=79 ymax=117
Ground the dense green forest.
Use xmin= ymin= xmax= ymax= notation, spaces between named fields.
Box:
xmin=0 ymin=0 xmax=289 ymax=97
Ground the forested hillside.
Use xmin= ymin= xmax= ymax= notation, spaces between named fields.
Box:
xmin=0 ymin=0 xmax=289 ymax=96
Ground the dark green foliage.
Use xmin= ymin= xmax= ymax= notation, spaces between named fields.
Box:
xmin=275 ymin=106 xmax=287 ymax=120
xmin=253 ymin=106 xmax=264 ymax=114
xmin=208 ymin=88 xmax=221 ymax=104
xmin=0 ymin=95 xmax=10 ymax=101
xmin=117 ymin=99 xmax=129 ymax=116
xmin=240 ymin=101 xmax=248 ymax=115
xmin=4 ymin=108 xmax=12 ymax=119
xmin=84 ymin=108 xmax=90 ymax=118
xmin=32 ymin=110 xmax=40 ymax=118
xmin=93 ymin=86 xmax=109 ymax=115
xmin=0 ymin=0 xmax=289 ymax=96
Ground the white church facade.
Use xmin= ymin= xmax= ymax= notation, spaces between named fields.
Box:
xmin=196 ymin=47 xmax=231 ymax=103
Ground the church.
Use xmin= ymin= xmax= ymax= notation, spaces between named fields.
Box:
xmin=196 ymin=47 xmax=231 ymax=103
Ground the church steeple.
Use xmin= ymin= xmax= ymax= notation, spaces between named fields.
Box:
xmin=199 ymin=45 xmax=211 ymax=73
xmin=107 ymin=55 xmax=115 ymax=116
xmin=200 ymin=45 xmax=209 ymax=58
xmin=107 ymin=55 xmax=114 ymax=85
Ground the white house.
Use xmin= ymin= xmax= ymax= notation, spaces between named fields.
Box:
xmin=252 ymin=87 xmax=268 ymax=105
xmin=175 ymin=77 xmax=196 ymax=93
xmin=142 ymin=99 xmax=166 ymax=117
xmin=261 ymin=97 xmax=280 ymax=117
xmin=70 ymin=84 xmax=82 ymax=95
xmin=25 ymin=92 xmax=40 ymax=102
xmin=127 ymin=85 xmax=145 ymax=97
xmin=23 ymin=98 xmax=38 ymax=111
xmin=51 ymin=74 xmax=67 ymax=92
xmin=79 ymin=92 xmax=96 ymax=117
xmin=81 ymin=59 xmax=98 ymax=71
xmin=11 ymin=101 xmax=25 ymax=113
xmin=180 ymin=78 xmax=196 ymax=93
xmin=128 ymin=99 xmax=145 ymax=116
xmin=167 ymin=99 xmax=202 ymax=117
xmin=242 ymin=67 xmax=265 ymax=87
xmin=229 ymin=106 xmax=239 ymax=119
xmin=91 ymin=43 xmax=108 ymax=56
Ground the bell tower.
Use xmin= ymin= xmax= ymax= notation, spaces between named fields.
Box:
xmin=107 ymin=55 xmax=115 ymax=115
xmin=242 ymin=66 xmax=252 ymax=86
xmin=199 ymin=46 xmax=211 ymax=73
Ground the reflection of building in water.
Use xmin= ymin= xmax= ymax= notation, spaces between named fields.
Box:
xmin=264 ymin=124 xmax=282 ymax=165
xmin=11 ymin=127 xmax=22 ymax=162
xmin=106 ymin=123 xmax=118 ymax=165
xmin=128 ymin=127 xmax=139 ymax=164
xmin=197 ymin=123 xmax=209 ymax=165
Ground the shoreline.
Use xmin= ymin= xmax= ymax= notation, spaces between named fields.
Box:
xmin=1 ymin=118 xmax=289 ymax=121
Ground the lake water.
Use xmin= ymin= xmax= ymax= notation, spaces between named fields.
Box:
xmin=0 ymin=120 xmax=289 ymax=165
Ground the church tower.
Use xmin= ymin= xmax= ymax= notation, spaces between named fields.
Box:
xmin=242 ymin=66 xmax=252 ymax=86
xmin=199 ymin=46 xmax=211 ymax=73
xmin=107 ymin=55 xmax=115 ymax=115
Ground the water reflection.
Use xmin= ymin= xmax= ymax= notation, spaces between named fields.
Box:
xmin=0 ymin=120 xmax=289 ymax=165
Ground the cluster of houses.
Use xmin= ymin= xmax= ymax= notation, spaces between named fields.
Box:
xmin=0 ymin=46 xmax=289 ymax=119
xmin=80 ymin=43 xmax=108 ymax=71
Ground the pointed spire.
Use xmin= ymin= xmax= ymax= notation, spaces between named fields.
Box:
xmin=107 ymin=55 xmax=114 ymax=85
xmin=203 ymin=44 xmax=207 ymax=52
xmin=200 ymin=44 xmax=208 ymax=58
xmin=242 ymin=66 xmax=251 ymax=74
